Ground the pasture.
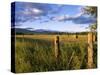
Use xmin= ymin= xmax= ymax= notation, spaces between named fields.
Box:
xmin=15 ymin=34 xmax=97 ymax=73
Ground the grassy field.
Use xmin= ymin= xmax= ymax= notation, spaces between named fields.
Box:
xmin=15 ymin=34 xmax=97 ymax=73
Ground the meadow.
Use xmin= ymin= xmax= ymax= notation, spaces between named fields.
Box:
xmin=15 ymin=34 xmax=97 ymax=73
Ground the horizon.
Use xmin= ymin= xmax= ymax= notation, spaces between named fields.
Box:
xmin=15 ymin=27 xmax=90 ymax=33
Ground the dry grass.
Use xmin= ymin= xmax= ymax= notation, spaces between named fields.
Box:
xmin=15 ymin=34 xmax=97 ymax=73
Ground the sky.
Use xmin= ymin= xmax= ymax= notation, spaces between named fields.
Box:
xmin=11 ymin=2 xmax=96 ymax=32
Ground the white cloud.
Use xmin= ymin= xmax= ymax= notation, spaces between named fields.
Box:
xmin=20 ymin=7 xmax=43 ymax=16
xmin=52 ymin=11 xmax=84 ymax=21
xmin=51 ymin=10 xmax=96 ymax=24
xmin=31 ymin=8 xmax=43 ymax=14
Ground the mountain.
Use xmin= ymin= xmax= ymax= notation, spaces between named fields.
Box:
xmin=12 ymin=28 xmax=61 ymax=34
xmin=12 ymin=28 xmax=87 ymax=35
xmin=14 ymin=28 xmax=34 ymax=34
xmin=32 ymin=29 xmax=59 ymax=33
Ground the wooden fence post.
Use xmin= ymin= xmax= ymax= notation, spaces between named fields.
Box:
xmin=74 ymin=33 xmax=78 ymax=39
xmin=23 ymin=34 xmax=24 ymax=43
xmin=54 ymin=36 xmax=60 ymax=59
xmin=93 ymin=34 xmax=96 ymax=42
xmin=76 ymin=35 xmax=78 ymax=39
xmin=87 ymin=32 xmax=93 ymax=68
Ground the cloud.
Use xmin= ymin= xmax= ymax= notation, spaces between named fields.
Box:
xmin=31 ymin=8 xmax=43 ymax=14
xmin=51 ymin=11 xmax=83 ymax=21
xmin=51 ymin=6 xmax=96 ymax=24
xmin=12 ymin=2 xmax=68 ymax=25
xmin=72 ymin=16 xmax=96 ymax=24
xmin=11 ymin=2 xmax=97 ymax=27
xmin=21 ymin=7 xmax=44 ymax=16
xmin=52 ymin=12 xmax=96 ymax=24
xmin=11 ymin=2 xmax=54 ymax=25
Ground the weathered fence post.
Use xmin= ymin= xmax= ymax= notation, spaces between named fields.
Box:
xmin=54 ymin=36 xmax=60 ymax=59
xmin=23 ymin=34 xmax=24 ymax=42
xmin=87 ymin=32 xmax=93 ymax=68
xmin=93 ymin=33 xmax=96 ymax=42
xmin=75 ymin=33 xmax=78 ymax=39
xmin=74 ymin=33 xmax=78 ymax=39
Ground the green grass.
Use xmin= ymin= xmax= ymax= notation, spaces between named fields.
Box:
xmin=15 ymin=35 xmax=97 ymax=73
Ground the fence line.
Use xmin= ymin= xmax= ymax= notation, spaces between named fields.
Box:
xmin=22 ymin=33 xmax=95 ymax=68
xmin=54 ymin=32 xmax=94 ymax=68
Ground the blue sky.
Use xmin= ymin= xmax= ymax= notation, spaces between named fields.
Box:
xmin=11 ymin=2 xmax=96 ymax=32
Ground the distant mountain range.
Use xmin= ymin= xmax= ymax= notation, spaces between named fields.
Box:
xmin=11 ymin=28 xmax=88 ymax=34
xmin=12 ymin=28 xmax=62 ymax=34
xmin=15 ymin=28 xmax=34 ymax=34
xmin=32 ymin=29 xmax=59 ymax=33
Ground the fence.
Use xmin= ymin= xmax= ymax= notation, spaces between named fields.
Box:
xmin=54 ymin=32 xmax=95 ymax=68
xmin=21 ymin=32 xmax=96 ymax=68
